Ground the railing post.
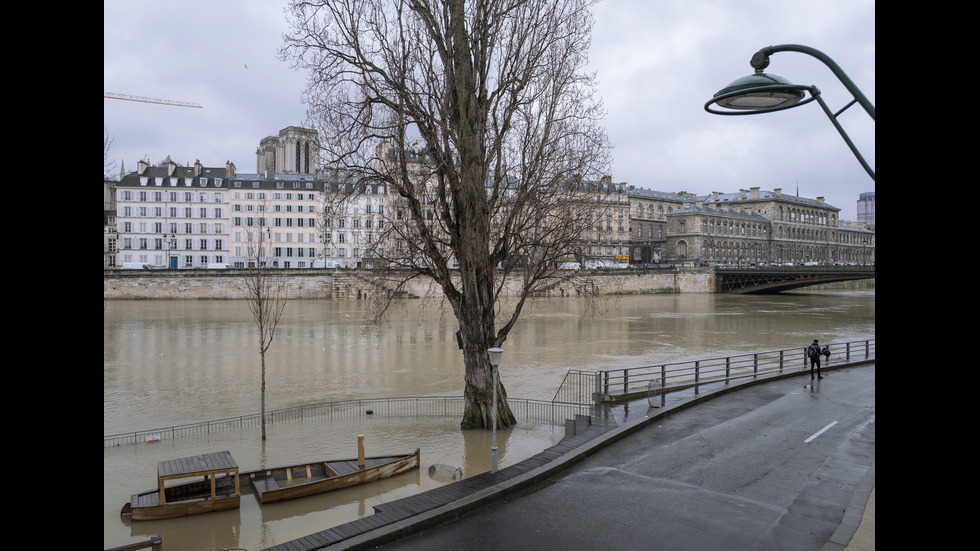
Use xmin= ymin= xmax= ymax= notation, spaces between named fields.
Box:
xmin=604 ymin=371 xmax=610 ymax=396
xmin=694 ymin=360 xmax=700 ymax=394
xmin=779 ymin=350 xmax=784 ymax=371
xmin=753 ymin=353 xmax=759 ymax=375
xmin=725 ymin=357 xmax=731 ymax=383
xmin=624 ymin=370 xmax=629 ymax=394
xmin=595 ymin=371 xmax=602 ymax=405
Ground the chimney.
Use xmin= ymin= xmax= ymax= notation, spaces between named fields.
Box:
xmin=137 ymin=159 xmax=148 ymax=175
xmin=193 ymin=159 xmax=203 ymax=177
xmin=773 ymin=188 xmax=782 ymax=196
xmin=225 ymin=161 xmax=236 ymax=179
xmin=817 ymin=196 xmax=825 ymax=204
xmin=750 ymin=186 xmax=760 ymax=199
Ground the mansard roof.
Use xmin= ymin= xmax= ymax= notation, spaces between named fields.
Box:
xmin=669 ymin=203 xmax=770 ymax=222
xmin=117 ymin=160 xmax=232 ymax=188
xmin=627 ymin=187 xmax=687 ymax=202
xmin=701 ymin=189 xmax=840 ymax=212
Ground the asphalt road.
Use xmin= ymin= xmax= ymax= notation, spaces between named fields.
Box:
xmin=377 ymin=364 xmax=875 ymax=551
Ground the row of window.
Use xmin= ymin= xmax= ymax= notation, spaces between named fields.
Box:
xmin=117 ymin=254 xmax=224 ymax=266
xmin=120 ymin=238 xmax=225 ymax=251
xmin=121 ymin=206 xmax=224 ymax=219
xmin=120 ymin=222 xmax=225 ymax=234
xmin=121 ymin=190 xmax=224 ymax=203
xmin=635 ymin=204 xmax=673 ymax=220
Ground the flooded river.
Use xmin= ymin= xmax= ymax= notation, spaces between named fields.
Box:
xmin=104 ymin=290 xmax=874 ymax=550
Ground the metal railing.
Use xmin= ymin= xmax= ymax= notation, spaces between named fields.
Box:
xmin=104 ymin=396 xmax=591 ymax=448
xmin=553 ymin=339 xmax=875 ymax=405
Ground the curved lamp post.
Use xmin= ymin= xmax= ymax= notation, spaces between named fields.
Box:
xmin=487 ymin=347 xmax=503 ymax=474
xmin=704 ymin=44 xmax=875 ymax=181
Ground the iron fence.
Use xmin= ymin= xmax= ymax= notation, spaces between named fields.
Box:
xmin=104 ymin=396 xmax=591 ymax=448
xmin=553 ymin=339 xmax=875 ymax=405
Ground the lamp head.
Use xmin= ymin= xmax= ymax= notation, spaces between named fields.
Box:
xmin=487 ymin=347 xmax=503 ymax=367
xmin=705 ymin=71 xmax=816 ymax=115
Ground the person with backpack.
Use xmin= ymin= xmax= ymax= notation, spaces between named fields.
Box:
xmin=806 ymin=339 xmax=824 ymax=380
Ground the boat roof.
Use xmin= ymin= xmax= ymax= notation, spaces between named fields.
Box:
xmin=157 ymin=450 xmax=239 ymax=481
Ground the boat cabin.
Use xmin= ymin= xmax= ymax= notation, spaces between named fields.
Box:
xmin=156 ymin=450 xmax=241 ymax=506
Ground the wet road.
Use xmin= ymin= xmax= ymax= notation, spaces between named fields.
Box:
xmin=375 ymin=364 xmax=875 ymax=551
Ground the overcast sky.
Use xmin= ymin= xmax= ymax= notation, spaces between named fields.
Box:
xmin=104 ymin=0 xmax=874 ymax=220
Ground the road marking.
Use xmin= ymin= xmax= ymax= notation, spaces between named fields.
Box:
xmin=804 ymin=421 xmax=838 ymax=443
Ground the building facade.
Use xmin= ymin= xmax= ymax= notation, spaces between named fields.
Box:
xmin=110 ymin=129 xmax=874 ymax=270
xmin=256 ymin=126 xmax=320 ymax=175
xmin=648 ymin=186 xmax=875 ymax=266
xmin=227 ymin=172 xmax=321 ymax=268
xmin=856 ymin=191 xmax=875 ymax=228
xmin=115 ymin=159 xmax=233 ymax=269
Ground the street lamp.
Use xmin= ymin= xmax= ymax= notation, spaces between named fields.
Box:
xmin=487 ymin=347 xmax=503 ymax=474
xmin=704 ymin=44 xmax=875 ymax=181
xmin=163 ymin=233 xmax=176 ymax=269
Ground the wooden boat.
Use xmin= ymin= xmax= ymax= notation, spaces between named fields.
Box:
xmin=121 ymin=448 xmax=421 ymax=520
xmin=248 ymin=448 xmax=421 ymax=504
xmin=120 ymin=450 xmax=242 ymax=521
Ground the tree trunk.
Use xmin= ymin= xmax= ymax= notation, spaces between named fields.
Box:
xmin=261 ymin=349 xmax=267 ymax=441
xmin=460 ymin=346 xmax=517 ymax=430
xmin=456 ymin=283 xmax=517 ymax=430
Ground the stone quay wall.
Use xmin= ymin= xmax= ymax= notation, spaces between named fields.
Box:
xmin=103 ymin=268 xmax=715 ymax=300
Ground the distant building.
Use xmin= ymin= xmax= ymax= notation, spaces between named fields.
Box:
xmin=856 ymin=191 xmax=875 ymax=227
xmin=256 ymin=126 xmax=319 ymax=175
xmin=104 ymin=178 xmax=117 ymax=268
xmin=226 ymin=171 xmax=321 ymax=268
xmin=109 ymin=127 xmax=874 ymax=269
xmin=115 ymin=159 xmax=233 ymax=269
xmin=626 ymin=186 xmax=874 ymax=266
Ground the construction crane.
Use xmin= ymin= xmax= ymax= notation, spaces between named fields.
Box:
xmin=104 ymin=92 xmax=202 ymax=108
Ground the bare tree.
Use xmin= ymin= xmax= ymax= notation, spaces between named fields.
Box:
xmin=104 ymin=128 xmax=118 ymax=179
xmin=283 ymin=0 xmax=610 ymax=429
xmin=243 ymin=222 xmax=288 ymax=440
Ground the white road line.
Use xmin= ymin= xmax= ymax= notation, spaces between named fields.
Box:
xmin=804 ymin=421 xmax=838 ymax=443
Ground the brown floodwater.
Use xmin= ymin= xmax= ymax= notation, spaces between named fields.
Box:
xmin=104 ymin=291 xmax=874 ymax=550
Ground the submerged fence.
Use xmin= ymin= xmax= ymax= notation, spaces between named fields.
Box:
xmin=104 ymin=396 xmax=591 ymax=448
xmin=106 ymin=340 xmax=874 ymax=448
xmin=554 ymin=339 xmax=875 ymax=406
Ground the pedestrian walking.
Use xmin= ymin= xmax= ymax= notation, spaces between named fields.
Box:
xmin=806 ymin=339 xmax=823 ymax=379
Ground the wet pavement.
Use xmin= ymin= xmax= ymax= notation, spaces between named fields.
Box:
xmin=267 ymin=362 xmax=875 ymax=551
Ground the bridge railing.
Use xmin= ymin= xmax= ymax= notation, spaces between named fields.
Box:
xmin=714 ymin=264 xmax=875 ymax=271
xmin=553 ymin=339 xmax=875 ymax=405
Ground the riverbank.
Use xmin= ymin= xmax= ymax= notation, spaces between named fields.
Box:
xmin=103 ymin=267 xmax=874 ymax=300
xmin=103 ymin=268 xmax=714 ymax=299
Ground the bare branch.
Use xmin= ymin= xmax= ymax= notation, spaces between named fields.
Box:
xmin=283 ymin=0 xmax=610 ymax=429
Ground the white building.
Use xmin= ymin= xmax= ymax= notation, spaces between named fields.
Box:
xmin=227 ymin=172 xmax=322 ymax=268
xmin=115 ymin=159 xmax=232 ymax=268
